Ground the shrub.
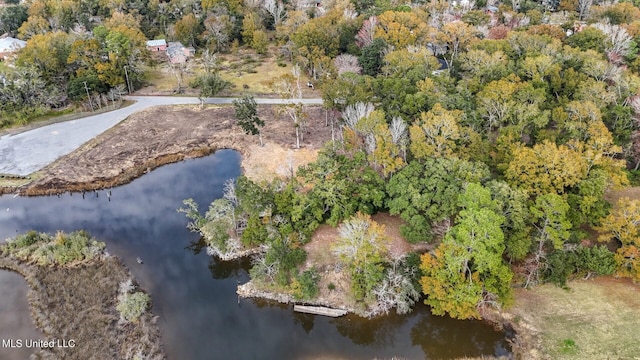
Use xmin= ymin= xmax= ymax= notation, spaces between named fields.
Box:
xmin=117 ymin=291 xmax=150 ymax=323
xmin=544 ymin=245 xmax=616 ymax=286
xmin=2 ymin=230 xmax=105 ymax=266
xmin=293 ymin=269 xmax=320 ymax=300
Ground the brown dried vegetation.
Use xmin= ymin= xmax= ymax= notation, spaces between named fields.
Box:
xmin=8 ymin=104 xmax=330 ymax=195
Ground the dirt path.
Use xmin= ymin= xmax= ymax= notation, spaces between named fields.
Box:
xmin=8 ymin=104 xmax=330 ymax=195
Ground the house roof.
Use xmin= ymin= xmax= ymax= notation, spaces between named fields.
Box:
xmin=0 ymin=37 xmax=26 ymax=52
xmin=146 ymin=39 xmax=167 ymax=47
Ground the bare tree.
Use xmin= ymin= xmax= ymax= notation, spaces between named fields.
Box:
xmin=355 ymin=16 xmax=377 ymax=48
xmin=263 ymin=0 xmax=287 ymax=25
xmin=204 ymin=11 xmax=233 ymax=52
xmin=271 ymin=65 xmax=306 ymax=148
xmin=370 ymin=259 xmax=420 ymax=316
xmin=334 ymin=54 xmax=362 ymax=75
xmin=390 ymin=116 xmax=408 ymax=161
xmin=342 ymin=102 xmax=374 ymax=130
xmin=578 ymin=0 xmax=592 ymax=21
xmin=593 ymin=23 xmax=634 ymax=62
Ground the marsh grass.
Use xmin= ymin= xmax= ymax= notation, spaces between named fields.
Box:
xmin=0 ymin=231 xmax=164 ymax=359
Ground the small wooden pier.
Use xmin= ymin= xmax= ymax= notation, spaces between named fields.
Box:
xmin=293 ymin=305 xmax=348 ymax=317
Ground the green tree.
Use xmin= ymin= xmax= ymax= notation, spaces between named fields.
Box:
xmin=359 ymin=38 xmax=387 ymax=76
xmin=297 ymin=149 xmax=386 ymax=227
xmin=386 ymin=158 xmax=491 ymax=242
xmin=0 ymin=5 xmax=28 ymax=35
xmin=233 ymin=95 xmax=265 ymax=146
xmin=420 ymin=183 xmax=513 ymax=320
xmin=525 ymin=193 xmax=572 ymax=287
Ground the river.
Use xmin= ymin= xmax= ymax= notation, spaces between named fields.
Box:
xmin=0 ymin=150 xmax=510 ymax=359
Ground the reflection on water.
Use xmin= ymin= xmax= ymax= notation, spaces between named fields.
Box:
xmin=0 ymin=150 xmax=509 ymax=359
xmin=0 ymin=271 xmax=42 ymax=360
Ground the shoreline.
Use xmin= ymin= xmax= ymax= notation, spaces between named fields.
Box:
xmin=0 ymin=104 xmax=328 ymax=196
xmin=0 ymin=104 xmax=530 ymax=358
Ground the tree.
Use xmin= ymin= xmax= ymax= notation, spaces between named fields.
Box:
xmin=432 ymin=21 xmax=479 ymax=69
xmin=204 ymin=10 xmax=233 ymax=52
xmin=271 ymin=65 xmax=306 ymax=149
xmin=359 ymin=38 xmax=386 ymax=76
xmin=333 ymin=212 xmax=389 ymax=302
xmin=334 ymin=54 xmax=362 ymax=75
xmin=297 ymin=149 xmax=386 ymax=227
xmin=173 ymin=13 xmax=201 ymax=47
xmin=577 ymin=0 xmax=592 ymax=21
xmin=374 ymin=10 xmax=429 ymax=48
xmin=193 ymin=72 xmax=231 ymax=97
xmin=290 ymin=11 xmax=340 ymax=79
xmin=252 ymin=29 xmax=269 ymax=55
xmin=233 ymin=95 xmax=265 ymax=146
xmin=0 ymin=5 xmax=28 ymax=35
xmin=242 ymin=12 xmax=261 ymax=46
xmin=597 ymin=198 xmax=640 ymax=282
xmin=409 ymin=103 xmax=462 ymax=159
xmin=487 ymin=180 xmax=532 ymax=262
xmin=382 ymin=46 xmax=440 ymax=83
xmin=369 ymin=123 xmax=405 ymax=178
xmin=16 ymin=30 xmax=73 ymax=85
xmin=506 ymin=140 xmax=587 ymax=196
xmin=356 ymin=16 xmax=377 ymax=48
xmin=420 ymin=183 xmax=513 ymax=319
xmin=263 ymin=0 xmax=286 ymax=26
xmin=592 ymin=23 xmax=636 ymax=63
xmin=386 ymin=158 xmax=491 ymax=242
xmin=526 ymin=193 xmax=572 ymax=287
xmin=476 ymin=75 xmax=523 ymax=131
xmin=371 ymin=258 xmax=420 ymax=315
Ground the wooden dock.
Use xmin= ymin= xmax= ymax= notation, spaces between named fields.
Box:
xmin=293 ymin=305 xmax=348 ymax=317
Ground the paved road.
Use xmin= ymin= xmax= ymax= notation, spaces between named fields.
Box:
xmin=0 ymin=96 xmax=323 ymax=177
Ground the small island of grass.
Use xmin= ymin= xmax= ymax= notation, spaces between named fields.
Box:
xmin=0 ymin=231 xmax=164 ymax=360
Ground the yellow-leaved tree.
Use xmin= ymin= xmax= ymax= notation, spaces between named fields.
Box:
xmin=409 ymin=103 xmax=462 ymax=159
xmin=505 ymin=140 xmax=587 ymax=196
xmin=597 ymin=198 xmax=640 ymax=282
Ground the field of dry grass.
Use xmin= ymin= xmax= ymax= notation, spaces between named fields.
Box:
xmin=510 ymin=277 xmax=640 ymax=359
xmin=138 ymin=47 xmax=319 ymax=97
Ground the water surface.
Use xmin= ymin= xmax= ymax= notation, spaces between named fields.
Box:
xmin=0 ymin=150 xmax=509 ymax=359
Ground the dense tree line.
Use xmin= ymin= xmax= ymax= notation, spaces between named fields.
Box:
xmin=6 ymin=0 xmax=634 ymax=318
xmin=179 ymin=0 xmax=640 ymax=318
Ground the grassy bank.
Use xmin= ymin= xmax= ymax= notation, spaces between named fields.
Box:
xmin=507 ymin=277 xmax=640 ymax=359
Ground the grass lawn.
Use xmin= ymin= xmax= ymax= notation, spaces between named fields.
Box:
xmin=511 ymin=277 xmax=640 ymax=359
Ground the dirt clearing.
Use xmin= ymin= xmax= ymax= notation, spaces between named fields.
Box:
xmin=302 ymin=213 xmax=432 ymax=311
xmin=14 ymin=104 xmax=330 ymax=195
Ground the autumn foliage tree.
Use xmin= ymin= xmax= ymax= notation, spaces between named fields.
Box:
xmin=597 ymin=198 xmax=640 ymax=282
xmin=420 ymin=184 xmax=513 ymax=319
xmin=506 ymin=140 xmax=587 ymax=196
